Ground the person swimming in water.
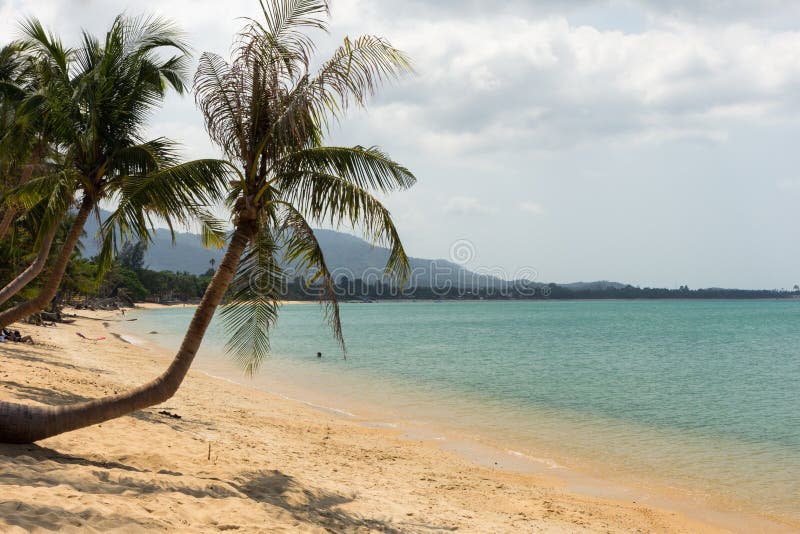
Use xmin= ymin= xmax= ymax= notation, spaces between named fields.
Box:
xmin=316 ymin=352 xmax=322 ymax=358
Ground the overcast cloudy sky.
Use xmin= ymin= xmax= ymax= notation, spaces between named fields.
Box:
xmin=3 ymin=0 xmax=800 ymax=289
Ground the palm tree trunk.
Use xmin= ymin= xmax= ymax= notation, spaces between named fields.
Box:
xmin=0 ymin=196 xmax=94 ymax=329
xmin=0 ymin=208 xmax=17 ymax=240
xmin=0 ymin=225 xmax=58 ymax=306
xmin=0 ymin=222 xmax=254 ymax=443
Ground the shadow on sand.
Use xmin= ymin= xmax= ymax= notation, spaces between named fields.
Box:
xmin=0 ymin=443 xmax=413 ymax=532
xmin=0 ymin=344 xmax=453 ymax=532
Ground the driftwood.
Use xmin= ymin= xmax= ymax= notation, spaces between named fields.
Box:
xmin=72 ymin=297 xmax=128 ymax=311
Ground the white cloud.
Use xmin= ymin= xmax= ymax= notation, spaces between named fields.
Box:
xmin=354 ymin=12 xmax=800 ymax=155
xmin=443 ymin=196 xmax=494 ymax=216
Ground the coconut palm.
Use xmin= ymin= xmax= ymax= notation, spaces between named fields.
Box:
xmin=0 ymin=15 xmax=230 ymax=319
xmin=0 ymin=0 xmax=415 ymax=443
xmin=0 ymin=40 xmax=53 ymax=300
xmin=0 ymin=39 xmax=39 ymax=240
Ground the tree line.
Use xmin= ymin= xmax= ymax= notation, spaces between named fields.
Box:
xmin=55 ymin=241 xmax=792 ymax=304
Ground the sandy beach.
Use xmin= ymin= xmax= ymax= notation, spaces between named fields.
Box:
xmin=0 ymin=312 xmax=763 ymax=532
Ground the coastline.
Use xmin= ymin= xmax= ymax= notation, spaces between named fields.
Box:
xmin=132 ymin=300 xmax=313 ymax=310
xmin=0 ymin=311 xmax=792 ymax=532
xmin=132 ymin=298 xmax=800 ymax=310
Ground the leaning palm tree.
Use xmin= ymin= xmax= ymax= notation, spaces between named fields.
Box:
xmin=0 ymin=39 xmax=72 ymax=298
xmin=0 ymin=16 xmax=230 ymax=318
xmin=0 ymin=0 xmax=415 ymax=443
xmin=0 ymin=39 xmax=39 ymax=240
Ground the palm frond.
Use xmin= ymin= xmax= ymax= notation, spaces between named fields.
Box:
xmin=99 ymin=157 xmax=233 ymax=269
xmin=308 ymin=34 xmax=412 ymax=127
xmin=278 ymin=203 xmax=345 ymax=353
xmin=194 ymin=52 xmax=247 ymax=164
xmin=269 ymin=145 xmax=416 ymax=196
xmin=192 ymin=1 xmax=416 ymax=369
xmin=197 ymin=210 xmax=228 ymax=249
xmin=276 ymin=169 xmax=410 ymax=282
xmin=221 ymin=222 xmax=283 ymax=374
xmin=241 ymin=0 xmax=330 ymax=75
xmin=17 ymin=18 xmax=72 ymax=78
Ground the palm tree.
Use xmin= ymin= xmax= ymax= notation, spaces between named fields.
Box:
xmin=0 ymin=0 xmax=415 ymax=443
xmin=0 ymin=39 xmax=40 ymax=240
xmin=0 ymin=40 xmax=58 ymax=303
xmin=0 ymin=15 xmax=230 ymax=319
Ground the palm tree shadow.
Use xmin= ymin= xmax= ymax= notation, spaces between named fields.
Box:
xmin=0 ymin=446 xmax=413 ymax=532
xmin=0 ymin=443 xmax=144 ymax=472
xmin=0 ymin=501 xmax=161 ymax=531
xmin=0 ymin=345 xmax=109 ymax=374
xmin=1 ymin=380 xmax=89 ymax=405
xmin=231 ymin=469 xmax=406 ymax=533
xmin=0 ymin=442 xmax=237 ymax=499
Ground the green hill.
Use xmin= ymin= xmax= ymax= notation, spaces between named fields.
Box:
xmin=82 ymin=213 xmax=501 ymax=288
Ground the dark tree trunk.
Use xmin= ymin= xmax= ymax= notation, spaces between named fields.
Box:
xmin=0 ymin=208 xmax=16 ymax=240
xmin=0 ymin=225 xmax=58 ymax=306
xmin=0 ymin=223 xmax=253 ymax=443
xmin=0 ymin=197 xmax=94 ymax=329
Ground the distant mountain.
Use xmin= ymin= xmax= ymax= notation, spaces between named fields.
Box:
xmin=82 ymin=211 xmax=635 ymax=292
xmin=81 ymin=212 xmax=503 ymax=287
xmin=310 ymin=230 xmax=508 ymax=288
xmin=83 ymin=212 xmax=227 ymax=274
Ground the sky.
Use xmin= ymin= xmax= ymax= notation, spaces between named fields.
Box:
xmin=2 ymin=0 xmax=800 ymax=289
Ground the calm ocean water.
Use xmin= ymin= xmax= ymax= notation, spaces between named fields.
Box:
xmin=123 ymin=300 xmax=800 ymax=523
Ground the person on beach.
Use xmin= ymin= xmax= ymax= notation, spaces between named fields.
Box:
xmin=11 ymin=330 xmax=34 ymax=344
xmin=2 ymin=329 xmax=34 ymax=344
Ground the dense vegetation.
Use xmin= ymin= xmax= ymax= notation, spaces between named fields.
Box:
xmin=68 ymin=244 xmax=791 ymax=303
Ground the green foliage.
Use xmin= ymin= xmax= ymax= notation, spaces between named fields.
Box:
xmin=0 ymin=13 xmax=231 ymax=289
xmin=61 ymin=257 xmax=99 ymax=297
xmin=117 ymin=241 xmax=146 ymax=271
xmin=195 ymin=0 xmax=416 ymax=372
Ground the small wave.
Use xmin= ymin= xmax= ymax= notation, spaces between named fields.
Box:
xmin=117 ymin=333 xmax=144 ymax=345
xmin=198 ymin=370 xmax=357 ymax=418
xmin=507 ymin=449 xmax=562 ymax=469
xmin=361 ymin=421 xmax=399 ymax=429
xmin=269 ymin=390 xmax=357 ymax=418
xmin=299 ymin=401 xmax=357 ymax=418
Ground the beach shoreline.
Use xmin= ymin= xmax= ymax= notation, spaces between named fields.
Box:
xmin=0 ymin=311 xmax=793 ymax=532
xmin=132 ymin=300 xmax=313 ymax=310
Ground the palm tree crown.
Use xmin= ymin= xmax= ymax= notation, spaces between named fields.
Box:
xmin=195 ymin=0 xmax=416 ymax=372
xmin=0 ymin=14 xmax=230 ymax=326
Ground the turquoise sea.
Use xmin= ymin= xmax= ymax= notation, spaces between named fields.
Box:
xmin=122 ymin=300 xmax=800 ymax=526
